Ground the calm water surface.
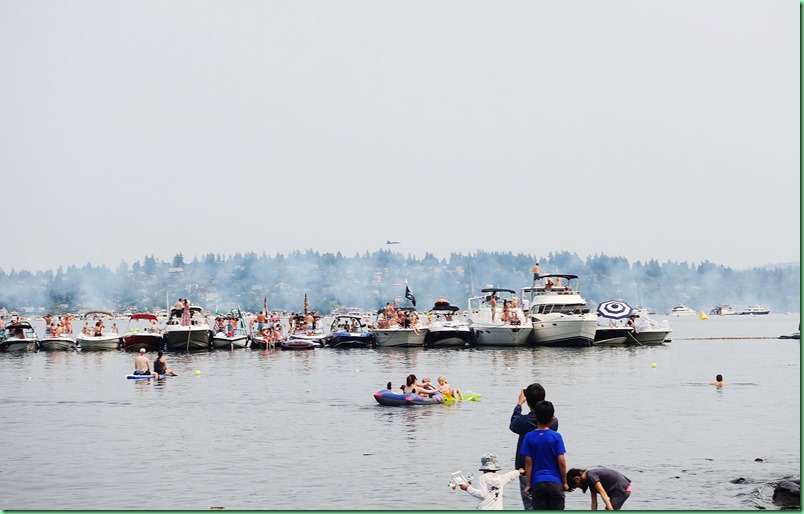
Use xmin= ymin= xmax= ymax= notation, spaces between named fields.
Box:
xmin=0 ymin=314 xmax=799 ymax=510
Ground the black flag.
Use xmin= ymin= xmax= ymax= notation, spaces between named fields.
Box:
xmin=405 ymin=285 xmax=416 ymax=307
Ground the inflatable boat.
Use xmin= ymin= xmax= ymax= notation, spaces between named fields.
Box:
xmin=373 ymin=389 xmax=445 ymax=407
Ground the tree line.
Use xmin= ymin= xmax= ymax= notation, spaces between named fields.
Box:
xmin=0 ymin=250 xmax=799 ymax=315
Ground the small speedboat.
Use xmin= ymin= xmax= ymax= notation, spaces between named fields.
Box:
xmin=373 ymin=388 xmax=445 ymax=407
xmin=280 ymin=337 xmax=321 ymax=350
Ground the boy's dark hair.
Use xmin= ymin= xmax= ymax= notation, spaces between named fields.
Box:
xmin=524 ymin=383 xmax=546 ymax=409
xmin=716 ymin=374 xmax=723 ymax=382
xmin=534 ymin=400 xmax=555 ymax=425
xmin=566 ymin=468 xmax=586 ymax=491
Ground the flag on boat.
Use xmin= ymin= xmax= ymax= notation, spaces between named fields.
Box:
xmin=264 ymin=295 xmax=268 ymax=315
xmin=596 ymin=300 xmax=633 ymax=319
xmin=405 ymin=285 xmax=416 ymax=307
xmin=304 ymin=293 xmax=308 ymax=314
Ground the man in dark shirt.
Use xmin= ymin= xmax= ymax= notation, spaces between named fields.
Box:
xmin=509 ymin=383 xmax=559 ymax=509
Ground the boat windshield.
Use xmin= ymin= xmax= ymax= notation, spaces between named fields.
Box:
xmin=533 ymin=303 xmax=589 ymax=315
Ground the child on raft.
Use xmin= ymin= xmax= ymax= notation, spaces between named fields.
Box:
xmin=437 ymin=375 xmax=463 ymax=400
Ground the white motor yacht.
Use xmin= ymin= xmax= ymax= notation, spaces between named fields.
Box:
xmin=521 ymin=275 xmax=597 ymax=347
xmin=466 ymin=287 xmax=531 ymax=347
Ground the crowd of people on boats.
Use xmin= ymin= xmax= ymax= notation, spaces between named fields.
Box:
xmin=370 ymin=303 xmax=422 ymax=332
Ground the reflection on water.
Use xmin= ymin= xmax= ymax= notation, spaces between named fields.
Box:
xmin=0 ymin=314 xmax=799 ymax=509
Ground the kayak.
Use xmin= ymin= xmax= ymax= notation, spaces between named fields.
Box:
xmin=126 ymin=374 xmax=169 ymax=380
xmin=373 ymin=389 xmax=445 ymax=407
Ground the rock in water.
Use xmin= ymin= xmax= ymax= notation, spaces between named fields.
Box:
xmin=772 ymin=480 xmax=800 ymax=508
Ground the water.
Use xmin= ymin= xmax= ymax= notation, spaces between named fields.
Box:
xmin=0 ymin=314 xmax=799 ymax=510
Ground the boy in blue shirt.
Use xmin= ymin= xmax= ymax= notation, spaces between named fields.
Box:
xmin=521 ymin=401 xmax=568 ymax=510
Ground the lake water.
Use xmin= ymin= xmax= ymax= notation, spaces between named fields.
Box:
xmin=0 ymin=313 xmax=799 ymax=510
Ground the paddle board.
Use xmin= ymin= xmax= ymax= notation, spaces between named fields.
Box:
xmin=126 ymin=374 xmax=168 ymax=380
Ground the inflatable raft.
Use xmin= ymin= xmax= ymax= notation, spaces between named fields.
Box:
xmin=373 ymin=389 xmax=445 ymax=406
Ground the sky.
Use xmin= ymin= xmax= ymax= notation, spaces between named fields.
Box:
xmin=0 ymin=0 xmax=799 ymax=273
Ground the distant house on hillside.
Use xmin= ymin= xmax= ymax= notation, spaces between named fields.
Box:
xmin=169 ymin=267 xmax=184 ymax=274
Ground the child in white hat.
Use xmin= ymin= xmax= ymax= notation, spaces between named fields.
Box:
xmin=459 ymin=453 xmax=524 ymax=510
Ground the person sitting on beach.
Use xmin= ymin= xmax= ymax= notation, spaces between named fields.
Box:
xmin=710 ymin=374 xmax=725 ymax=387
xmin=437 ymin=375 xmax=463 ymax=400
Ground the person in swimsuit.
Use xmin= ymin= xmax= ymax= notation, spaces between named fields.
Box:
xmin=153 ymin=351 xmax=177 ymax=376
xmin=133 ymin=348 xmax=159 ymax=378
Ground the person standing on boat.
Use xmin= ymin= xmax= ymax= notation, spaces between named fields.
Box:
xmin=256 ymin=311 xmax=266 ymax=332
xmin=490 ymin=294 xmax=498 ymax=322
xmin=153 ymin=351 xmax=178 ymax=376
xmin=133 ymin=348 xmax=159 ymax=378
xmin=173 ymin=298 xmax=183 ymax=310
xmin=181 ymin=299 xmax=191 ymax=326
xmin=510 ymin=383 xmax=559 ymax=510
xmin=532 ymin=263 xmax=544 ymax=282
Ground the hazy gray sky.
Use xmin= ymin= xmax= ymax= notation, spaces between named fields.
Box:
xmin=1 ymin=1 xmax=799 ymax=273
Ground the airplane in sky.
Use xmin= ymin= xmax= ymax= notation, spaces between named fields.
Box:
xmin=386 ymin=240 xmax=400 ymax=245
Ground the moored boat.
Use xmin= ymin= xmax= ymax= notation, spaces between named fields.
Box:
xmin=739 ymin=305 xmax=770 ymax=315
xmin=0 ymin=321 xmax=38 ymax=352
xmin=211 ymin=312 xmax=250 ymax=350
xmin=709 ymin=305 xmax=736 ymax=316
xmin=368 ymin=307 xmax=427 ymax=348
xmin=522 ymin=274 xmax=597 ymax=347
xmin=163 ymin=305 xmax=212 ymax=352
xmin=324 ymin=315 xmax=375 ymax=348
xmin=466 ymin=288 xmax=532 ymax=347
xmin=423 ymin=300 xmax=472 ymax=348
xmin=669 ymin=304 xmax=697 ymax=316
xmin=121 ymin=313 xmax=164 ymax=352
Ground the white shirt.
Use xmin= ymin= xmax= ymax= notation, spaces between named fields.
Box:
xmin=465 ymin=470 xmax=520 ymax=510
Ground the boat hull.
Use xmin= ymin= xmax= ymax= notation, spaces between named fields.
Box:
xmin=76 ymin=335 xmax=121 ymax=351
xmin=121 ymin=333 xmax=164 ymax=352
xmin=324 ymin=333 xmax=375 ymax=348
xmin=211 ymin=334 xmax=250 ymax=350
xmin=424 ymin=328 xmax=473 ymax=348
xmin=592 ymin=326 xmax=635 ymax=346
xmin=631 ymin=329 xmax=672 ymax=345
xmin=164 ymin=328 xmax=211 ymax=352
xmin=369 ymin=328 xmax=427 ymax=348
xmin=0 ymin=339 xmax=37 ymax=352
xmin=39 ymin=337 xmax=78 ymax=351
xmin=529 ymin=314 xmax=597 ymax=347
xmin=281 ymin=337 xmax=321 ymax=350
xmin=471 ymin=324 xmax=532 ymax=347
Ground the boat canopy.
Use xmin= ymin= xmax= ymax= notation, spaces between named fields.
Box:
xmin=129 ymin=313 xmax=158 ymax=321
xmin=429 ymin=304 xmax=459 ymax=313
xmin=535 ymin=274 xmax=578 ymax=281
xmin=84 ymin=310 xmax=116 ymax=318
xmin=170 ymin=306 xmax=204 ymax=317
xmin=480 ymin=287 xmax=517 ymax=295
xmin=6 ymin=321 xmax=33 ymax=330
